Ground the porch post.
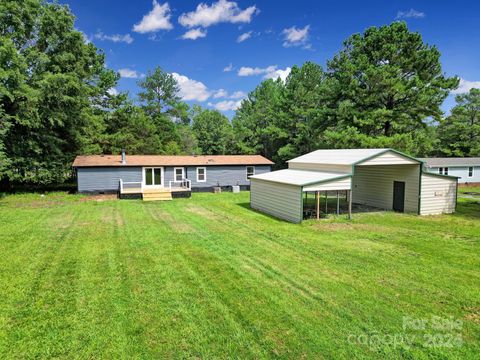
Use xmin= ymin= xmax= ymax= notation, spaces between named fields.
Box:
xmin=336 ymin=190 xmax=340 ymax=215
xmin=316 ymin=191 xmax=320 ymax=220
xmin=325 ymin=191 xmax=328 ymax=214
xmin=348 ymin=189 xmax=352 ymax=220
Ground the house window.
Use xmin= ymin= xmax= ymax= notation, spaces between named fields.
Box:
xmin=174 ymin=167 xmax=184 ymax=182
xmin=444 ymin=167 xmax=449 ymax=175
xmin=246 ymin=166 xmax=255 ymax=180
xmin=468 ymin=166 xmax=473 ymax=177
xmin=438 ymin=167 xmax=443 ymax=175
xmin=196 ymin=167 xmax=206 ymax=182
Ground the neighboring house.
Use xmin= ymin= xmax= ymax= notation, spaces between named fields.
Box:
xmin=72 ymin=150 xmax=273 ymax=200
xmin=250 ymin=148 xmax=458 ymax=223
xmin=419 ymin=157 xmax=480 ymax=184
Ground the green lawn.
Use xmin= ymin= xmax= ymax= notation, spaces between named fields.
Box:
xmin=0 ymin=191 xmax=479 ymax=359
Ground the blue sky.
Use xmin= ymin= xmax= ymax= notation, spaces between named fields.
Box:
xmin=66 ymin=0 xmax=480 ymax=116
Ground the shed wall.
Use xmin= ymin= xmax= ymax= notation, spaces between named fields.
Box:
xmin=303 ymin=177 xmax=352 ymax=191
xmin=352 ymin=164 xmax=420 ymax=213
xmin=250 ymin=179 xmax=302 ymax=223
xmin=288 ymin=162 xmax=352 ymax=173
xmin=357 ymin=151 xmax=419 ymax=166
xmin=77 ymin=167 xmax=142 ymax=192
xmin=420 ymin=174 xmax=457 ymax=215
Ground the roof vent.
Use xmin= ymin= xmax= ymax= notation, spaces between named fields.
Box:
xmin=121 ymin=149 xmax=127 ymax=165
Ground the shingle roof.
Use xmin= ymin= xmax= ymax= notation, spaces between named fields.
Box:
xmin=250 ymin=169 xmax=351 ymax=186
xmin=419 ymin=157 xmax=480 ymax=167
xmin=73 ymin=154 xmax=274 ymax=167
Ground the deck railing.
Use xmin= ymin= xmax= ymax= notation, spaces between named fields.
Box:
xmin=169 ymin=179 xmax=191 ymax=191
xmin=119 ymin=179 xmax=143 ymax=193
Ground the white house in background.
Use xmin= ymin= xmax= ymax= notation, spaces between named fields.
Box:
xmin=250 ymin=149 xmax=458 ymax=223
xmin=419 ymin=157 xmax=480 ymax=184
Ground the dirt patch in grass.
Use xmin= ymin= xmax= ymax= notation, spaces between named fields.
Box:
xmin=185 ymin=204 xmax=220 ymax=220
xmin=312 ymin=222 xmax=392 ymax=233
xmin=80 ymin=194 xmax=118 ymax=202
xmin=464 ymin=307 xmax=480 ymax=324
xmin=147 ymin=206 xmax=193 ymax=233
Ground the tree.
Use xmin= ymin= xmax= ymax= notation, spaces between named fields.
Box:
xmin=0 ymin=0 xmax=117 ymax=184
xmin=192 ymin=107 xmax=234 ymax=155
xmin=327 ymin=22 xmax=458 ymax=137
xmin=437 ymin=88 xmax=480 ymax=156
xmin=233 ymin=79 xmax=286 ymax=163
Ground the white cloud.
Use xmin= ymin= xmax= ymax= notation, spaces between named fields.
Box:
xmin=237 ymin=31 xmax=252 ymax=42
xmin=213 ymin=89 xmax=228 ymax=98
xmin=133 ymin=1 xmax=173 ymax=34
xmin=229 ymin=90 xmax=246 ymax=99
xmin=118 ymin=68 xmax=141 ymax=78
xmin=208 ymin=100 xmax=242 ymax=111
xmin=172 ymin=73 xmax=211 ymax=101
xmin=282 ymin=25 xmax=310 ymax=48
xmin=213 ymin=89 xmax=246 ymax=99
xmin=181 ymin=28 xmax=207 ymax=40
xmin=238 ymin=65 xmax=291 ymax=82
xmin=451 ymin=78 xmax=480 ymax=94
xmin=94 ymin=31 xmax=134 ymax=44
xmin=107 ymin=88 xmax=119 ymax=96
xmin=179 ymin=0 xmax=258 ymax=28
xmin=396 ymin=9 xmax=425 ymax=19
xmin=223 ymin=63 xmax=234 ymax=72
xmin=264 ymin=67 xmax=291 ymax=82
xmin=238 ymin=65 xmax=277 ymax=76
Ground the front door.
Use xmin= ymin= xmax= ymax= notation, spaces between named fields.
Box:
xmin=393 ymin=181 xmax=405 ymax=212
xmin=144 ymin=167 xmax=163 ymax=187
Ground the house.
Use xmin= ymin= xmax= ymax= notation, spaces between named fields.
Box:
xmin=73 ymin=150 xmax=273 ymax=200
xmin=419 ymin=157 xmax=480 ymax=184
xmin=250 ymin=148 xmax=458 ymax=223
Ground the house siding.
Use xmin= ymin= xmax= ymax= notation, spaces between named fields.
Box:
xmin=352 ymin=164 xmax=420 ymax=213
xmin=420 ymin=173 xmax=457 ymax=215
xmin=77 ymin=167 xmax=142 ymax=193
xmin=250 ymin=179 xmax=302 ymax=223
xmin=428 ymin=166 xmax=480 ymax=184
xmin=77 ymin=165 xmax=271 ymax=192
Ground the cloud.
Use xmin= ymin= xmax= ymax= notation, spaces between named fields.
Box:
xmin=118 ymin=68 xmax=141 ymax=78
xmin=171 ymin=73 xmax=211 ymax=101
xmin=264 ymin=67 xmax=291 ymax=82
xmin=208 ymin=100 xmax=242 ymax=111
xmin=107 ymin=88 xmax=119 ymax=96
xmin=223 ymin=63 xmax=234 ymax=72
xmin=229 ymin=90 xmax=246 ymax=99
xmin=133 ymin=1 xmax=173 ymax=33
xmin=213 ymin=89 xmax=228 ymax=98
xmin=237 ymin=31 xmax=252 ymax=42
xmin=282 ymin=25 xmax=310 ymax=47
xmin=179 ymin=0 xmax=258 ymax=28
xmin=238 ymin=65 xmax=291 ymax=82
xmin=213 ymin=89 xmax=246 ymax=99
xmin=451 ymin=78 xmax=480 ymax=94
xmin=396 ymin=9 xmax=425 ymax=19
xmin=94 ymin=31 xmax=133 ymax=44
xmin=181 ymin=28 xmax=207 ymax=40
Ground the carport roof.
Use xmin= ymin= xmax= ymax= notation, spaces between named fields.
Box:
xmin=250 ymin=169 xmax=352 ymax=186
xmin=288 ymin=148 xmax=420 ymax=165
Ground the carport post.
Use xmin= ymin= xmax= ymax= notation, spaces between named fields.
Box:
xmin=336 ymin=191 xmax=340 ymax=215
xmin=325 ymin=191 xmax=328 ymax=214
xmin=316 ymin=191 xmax=320 ymax=220
xmin=348 ymin=190 xmax=352 ymax=220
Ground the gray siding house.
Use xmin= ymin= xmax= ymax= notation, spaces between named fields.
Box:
xmin=73 ymin=152 xmax=273 ymax=195
xmin=420 ymin=157 xmax=480 ymax=184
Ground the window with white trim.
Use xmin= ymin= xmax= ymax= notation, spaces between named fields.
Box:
xmin=468 ymin=166 xmax=473 ymax=177
xmin=246 ymin=166 xmax=255 ymax=180
xmin=196 ymin=167 xmax=206 ymax=182
xmin=444 ymin=167 xmax=449 ymax=175
xmin=174 ymin=167 xmax=184 ymax=182
xmin=438 ymin=167 xmax=443 ymax=175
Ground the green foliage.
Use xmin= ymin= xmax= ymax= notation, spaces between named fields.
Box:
xmin=327 ymin=21 xmax=459 ymax=137
xmin=192 ymin=106 xmax=234 ymax=155
xmin=437 ymin=88 xmax=480 ymax=156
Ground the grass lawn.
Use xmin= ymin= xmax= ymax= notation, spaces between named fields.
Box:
xmin=0 ymin=191 xmax=479 ymax=359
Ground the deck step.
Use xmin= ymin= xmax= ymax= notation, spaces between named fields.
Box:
xmin=142 ymin=192 xmax=172 ymax=201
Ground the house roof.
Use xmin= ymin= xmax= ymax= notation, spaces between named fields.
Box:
xmin=287 ymin=148 xmax=420 ymax=165
xmin=73 ymin=154 xmax=274 ymax=167
xmin=250 ymin=169 xmax=351 ymax=186
xmin=419 ymin=157 xmax=480 ymax=167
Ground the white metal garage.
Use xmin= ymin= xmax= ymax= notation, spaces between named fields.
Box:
xmin=250 ymin=149 xmax=458 ymax=223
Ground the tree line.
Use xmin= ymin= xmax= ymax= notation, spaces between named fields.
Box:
xmin=1 ymin=0 xmax=479 ymax=186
